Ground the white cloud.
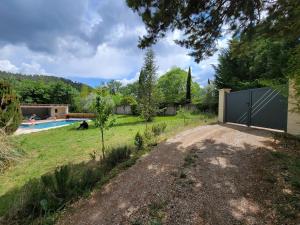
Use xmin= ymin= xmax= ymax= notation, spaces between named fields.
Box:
xmin=0 ymin=60 xmax=19 ymax=73
xmin=0 ymin=0 xmax=232 ymax=87
xmin=20 ymin=62 xmax=46 ymax=75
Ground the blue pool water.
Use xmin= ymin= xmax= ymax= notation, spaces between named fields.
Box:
xmin=20 ymin=120 xmax=83 ymax=129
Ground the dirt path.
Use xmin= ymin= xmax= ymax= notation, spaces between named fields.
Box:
xmin=57 ymin=124 xmax=281 ymax=225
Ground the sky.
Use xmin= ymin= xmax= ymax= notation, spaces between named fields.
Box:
xmin=0 ymin=0 xmax=230 ymax=87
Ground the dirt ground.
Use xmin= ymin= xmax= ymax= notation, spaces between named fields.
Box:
xmin=57 ymin=124 xmax=299 ymax=225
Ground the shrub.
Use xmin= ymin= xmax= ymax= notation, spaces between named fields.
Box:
xmin=80 ymin=167 xmax=104 ymax=191
xmin=41 ymin=165 xmax=76 ymax=201
xmin=0 ymin=82 xmax=22 ymax=134
xmin=134 ymin=132 xmax=144 ymax=150
xmin=151 ymin=123 xmax=167 ymax=136
xmin=177 ymin=106 xmax=190 ymax=125
xmin=104 ymin=146 xmax=132 ymax=169
xmin=143 ymin=128 xmax=156 ymax=146
xmin=130 ymin=102 xmax=138 ymax=115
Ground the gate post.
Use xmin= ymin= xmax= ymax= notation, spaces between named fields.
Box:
xmin=218 ymin=88 xmax=231 ymax=123
xmin=287 ymin=80 xmax=300 ymax=136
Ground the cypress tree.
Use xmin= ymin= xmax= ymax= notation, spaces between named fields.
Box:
xmin=0 ymin=81 xmax=22 ymax=134
xmin=186 ymin=67 xmax=192 ymax=103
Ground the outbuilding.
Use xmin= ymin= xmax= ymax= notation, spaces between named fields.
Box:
xmin=20 ymin=104 xmax=69 ymax=120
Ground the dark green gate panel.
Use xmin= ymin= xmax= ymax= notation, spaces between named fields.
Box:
xmin=250 ymin=88 xmax=287 ymax=130
xmin=226 ymin=90 xmax=250 ymax=125
xmin=225 ymin=87 xmax=287 ymax=131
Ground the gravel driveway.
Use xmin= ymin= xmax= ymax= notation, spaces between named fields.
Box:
xmin=57 ymin=124 xmax=280 ymax=225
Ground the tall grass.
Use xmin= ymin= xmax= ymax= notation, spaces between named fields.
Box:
xmin=0 ymin=129 xmax=23 ymax=173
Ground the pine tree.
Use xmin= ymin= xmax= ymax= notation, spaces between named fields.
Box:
xmin=0 ymin=81 xmax=22 ymax=134
xmin=186 ymin=67 xmax=192 ymax=103
xmin=138 ymin=49 xmax=158 ymax=122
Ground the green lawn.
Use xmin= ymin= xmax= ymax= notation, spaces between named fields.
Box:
xmin=0 ymin=114 xmax=216 ymax=215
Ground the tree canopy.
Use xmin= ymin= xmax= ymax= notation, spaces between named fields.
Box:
xmin=214 ymin=38 xmax=290 ymax=91
xmin=157 ymin=67 xmax=202 ymax=105
xmin=126 ymin=0 xmax=268 ymax=62
xmin=0 ymin=81 xmax=21 ymax=134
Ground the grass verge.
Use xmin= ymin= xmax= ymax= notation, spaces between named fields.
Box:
xmin=0 ymin=113 xmax=216 ymax=223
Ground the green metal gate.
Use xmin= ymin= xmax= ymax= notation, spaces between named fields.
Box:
xmin=225 ymin=87 xmax=288 ymax=130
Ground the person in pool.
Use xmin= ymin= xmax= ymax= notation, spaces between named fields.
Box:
xmin=77 ymin=120 xmax=89 ymax=130
xmin=29 ymin=114 xmax=36 ymax=124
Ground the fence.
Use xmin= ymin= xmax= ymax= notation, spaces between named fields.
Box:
xmin=66 ymin=113 xmax=95 ymax=119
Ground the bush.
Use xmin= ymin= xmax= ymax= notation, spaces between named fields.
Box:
xmin=104 ymin=146 xmax=132 ymax=169
xmin=41 ymin=166 xmax=76 ymax=201
xmin=151 ymin=123 xmax=167 ymax=136
xmin=130 ymin=103 xmax=138 ymax=115
xmin=134 ymin=124 xmax=167 ymax=150
xmin=143 ymin=128 xmax=156 ymax=146
xmin=134 ymin=132 xmax=144 ymax=150
xmin=80 ymin=167 xmax=104 ymax=191
xmin=0 ymin=82 xmax=22 ymax=134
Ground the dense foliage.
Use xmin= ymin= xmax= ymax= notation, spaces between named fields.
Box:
xmin=119 ymin=81 xmax=139 ymax=98
xmin=126 ymin=0 xmax=263 ymax=62
xmin=157 ymin=67 xmax=202 ymax=105
xmin=0 ymin=71 xmax=93 ymax=112
xmin=214 ymin=38 xmax=290 ymax=91
xmin=0 ymin=81 xmax=21 ymax=134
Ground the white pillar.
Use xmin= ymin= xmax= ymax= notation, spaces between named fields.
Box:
xmin=287 ymin=80 xmax=300 ymax=136
xmin=218 ymin=89 xmax=231 ymax=123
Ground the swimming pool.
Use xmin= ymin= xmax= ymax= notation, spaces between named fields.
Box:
xmin=20 ymin=120 xmax=84 ymax=130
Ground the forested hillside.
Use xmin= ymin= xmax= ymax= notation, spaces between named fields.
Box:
xmin=0 ymin=71 xmax=93 ymax=111
xmin=0 ymin=71 xmax=92 ymax=91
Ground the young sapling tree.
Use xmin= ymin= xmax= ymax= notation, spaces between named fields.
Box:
xmin=93 ymin=90 xmax=115 ymax=159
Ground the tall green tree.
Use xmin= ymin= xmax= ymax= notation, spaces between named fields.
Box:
xmin=0 ymin=82 xmax=22 ymax=134
xmin=107 ymin=80 xmax=122 ymax=95
xmin=138 ymin=49 xmax=158 ymax=122
xmin=199 ymin=82 xmax=218 ymax=113
xmin=157 ymin=67 xmax=201 ymax=105
xmin=119 ymin=81 xmax=139 ymax=98
xmin=186 ymin=67 xmax=192 ymax=103
xmin=214 ymin=38 xmax=289 ymax=91
xmin=93 ymin=90 xmax=115 ymax=158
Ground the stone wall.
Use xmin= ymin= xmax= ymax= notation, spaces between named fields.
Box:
xmin=114 ymin=105 xmax=132 ymax=115
xmin=114 ymin=104 xmax=199 ymax=116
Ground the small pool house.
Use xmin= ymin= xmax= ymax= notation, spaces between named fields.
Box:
xmin=20 ymin=104 xmax=69 ymax=120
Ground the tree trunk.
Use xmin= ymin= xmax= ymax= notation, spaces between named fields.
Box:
xmin=101 ymin=128 xmax=105 ymax=159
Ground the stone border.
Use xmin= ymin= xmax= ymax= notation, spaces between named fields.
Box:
xmin=15 ymin=118 xmax=90 ymax=135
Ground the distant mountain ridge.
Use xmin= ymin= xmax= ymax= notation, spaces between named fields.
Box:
xmin=0 ymin=70 xmax=92 ymax=91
